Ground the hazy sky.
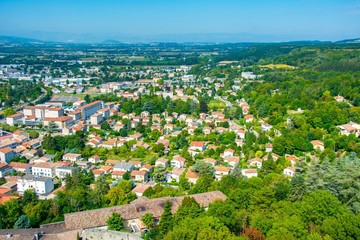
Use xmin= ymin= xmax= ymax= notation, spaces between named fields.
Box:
xmin=0 ymin=0 xmax=360 ymax=40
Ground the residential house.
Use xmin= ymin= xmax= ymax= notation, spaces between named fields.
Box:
xmin=244 ymin=115 xmax=254 ymax=123
xmin=265 ymin=143 xmax=273 ymax=153
xmin=88 ymin=155 xmax=101 ymax=164
xmin=311 ymin=140 xmax=324 ymax=152
xmin=203 ymin=158 xmax=217 ymax=166
xmin=131 ymin=183 xmax=154 ymax=197
xmin=283 ymin=166 xmax=296 ymax=177
xmin=113 ymin=162 xmax=135 ymax=172
xmin=92 ymin=169 xmax=104 ymax=179
xmin=225 ymin=156 xmax=240 ymax=167
xmin=189 ymin=141 xmax=206 ymax=152
xmin=185 ymin=169 xmax=200 ymax=184
xmin=214 ymin=166 xmax=230 ymax=180
xmin=55 ymin=166 xmax=73 ymax=179
xmin=140 ymin=164 xmax=153 ymax=173
xmin=9 ymin=162 xmax=31 ymax=175
xmin=131 ymin=170 xmax=149 ymax=182
xmin=62 ymin=153 xmax=82 ymax=163
xmin=171 ymin=155 xmax=186 ymax=168
xmin=249 ymin=158 xmax=263 ymax=169
xmin=169 ymin=168 xmax=185 ymax=182
xmin=112 ymin=170 xmax=126 ymax=180
xmin=223 ymin=149 xmax=234 ymax=158
xmin=261 ymin=123 xmax=272 ymax=132
xmin=241 ymin=169 xmax=258 ymax=178
xmin=155 ymin=158 xmax=169 ymax=168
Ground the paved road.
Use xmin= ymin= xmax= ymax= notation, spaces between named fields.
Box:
xmin=13 ymin=87 xmax=47 ymax=111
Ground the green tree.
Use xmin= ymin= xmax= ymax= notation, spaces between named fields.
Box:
xmin=192 ymin=160 xmax=214 ymax=177
xmin=14 ymin=215 xmax=31 ymax=229
xmin=3 ymin=108 xmax=16 ymax=117
xmin=158 ymin=200 xmax=173 ymax=236
xmin=142 ymin=213 xmax=155 ymax=230
xmin=101 ymin=121 xmax=111 ymax=130
xmin=106 ymin=212 xmax=124 ymax=231
xmin=84 ymin=94 xmax=91 ymax=104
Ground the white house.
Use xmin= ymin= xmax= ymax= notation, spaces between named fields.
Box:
xmin=223 ymin=149 xmax=235 ymax=158
xmin=17 ymin=175 xmax=54 ymax=195
xmin=62 ymin=153 xmax=82 ymax=163
xmin=214 ymin=166 xmax=230 ymax=180
xmin=241 ymin=169 xmax=258 ymax=178
xmin=189 ymin=141 xmax=206 ymax=152
xmin=171 ymin=155 xmax=186 ymax=168
xmin=155 ymin=158 xmax=169 ymax=168
xmin=249 ymin=158 xmax=263 ymax=169
xmin=89 ymin=155 xmax=101 ymax=164
xmin=283 ymin=167 xmax=296 ymax=177
xmin=169 ymin=168 xmax=185 ymax=182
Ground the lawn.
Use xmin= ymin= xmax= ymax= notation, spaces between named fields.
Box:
xmin=208 ymin=99 xmax=226 ymax=110
xmin=260 ymin=64 xmax=296 ymax=70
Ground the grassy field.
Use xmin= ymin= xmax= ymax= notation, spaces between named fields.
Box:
xmin=80 ymin=58 xmax=104 ymax=62
xmin=208 ymin=99 xmax=226 ymax=110
xmin=260 ymin=64 xmax=296 ymax=70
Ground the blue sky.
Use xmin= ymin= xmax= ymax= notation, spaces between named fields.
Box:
xmin=0 ymin=0 xmax=360 ymax=41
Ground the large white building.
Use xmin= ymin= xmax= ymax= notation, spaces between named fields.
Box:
xmin=17 ymin=175 xmax=54 ymax=195
xmin=24 ymin=106 xmax=64 ymax=119
xmin=32 ymin=162 xmax=56 ymax=178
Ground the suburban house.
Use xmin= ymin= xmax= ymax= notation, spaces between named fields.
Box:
xmin=155 ymin=158 xmax=169 ymax=168
xmin=249 ymin=158 xmax=263 ymax=169
xmin=189 ymin=141 xmax=206 ymax=152
xmin=139 ymin=164 xmax=153 ymax=173
xmin=225 ymin=156 xmax=240 ymax=167
xmin=265 ymin=143 xmax=273 ymax=153
xmin=62 ymin=153 xmax=82 ymax=162
xmin=92 ymin=169 xmax=104 ymax=179
xmin=171 ymin=155 xmax=186 ymax=168
xmin=214 ymin=166 xmax=230 ymax=180
xmin=88 ymin=155 xmax=101 ymax=164
xmin=113 ymin=162 xmax=135 ymax=172
xmin=111 ymin=170 xmax=126 ymax=180
xmin=203 ymin=158 xmax=217 ymax=166
xmin=241 ymin=169 xmax=258 ymax=178
xmin=169 ymin=168 xmax=185 ymax=182
xmin=223 ymin=149 xmax=235 ymax=158
xmin=338 ymin=122 xmax=360 ymax=137
xmin=131 ymin=183 xmax=154 ymax=197
xmin=283 ymin=166 xmax=296 ymax=177
xmin=311 ymin=140 xmax=324 ymax=152
xmin=244 ymin=115 xmax=254 ymax=123
xmin=131 ymin=170 xmax=149 ymax=182
xmin=185 ymin=169 xmax=200 ymax=184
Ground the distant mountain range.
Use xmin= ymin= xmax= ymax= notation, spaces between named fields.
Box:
xmin=335 ymin=38 xmax=360 ymax=44
xmin=0 ymin=32 xmax=359 ymax=44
